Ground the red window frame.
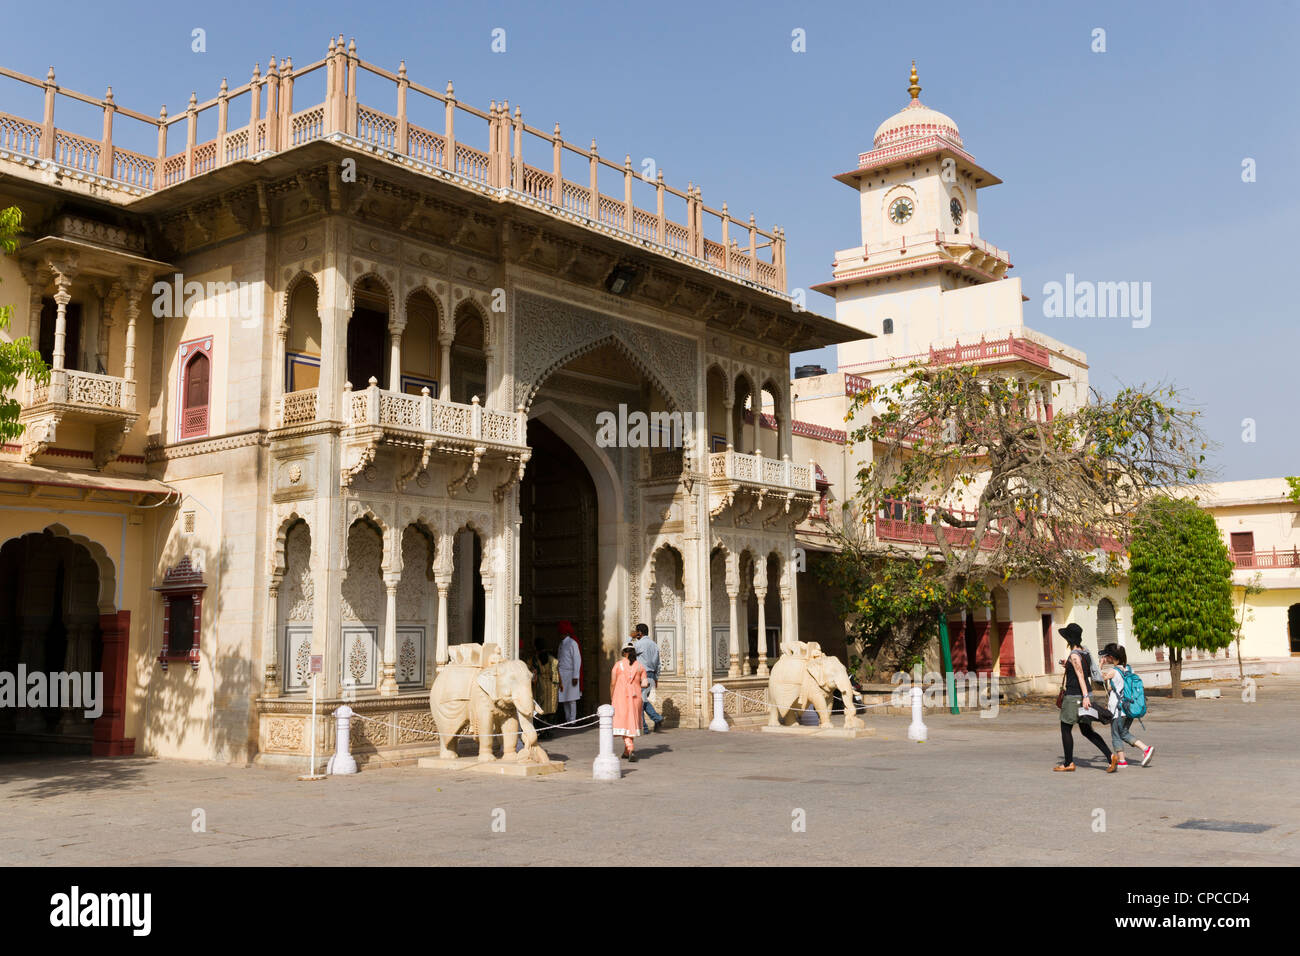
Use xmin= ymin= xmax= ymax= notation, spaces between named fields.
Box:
xmin=178 ymin=336 xmax=213 ymax=440
xmin=154 ymin=557 xmax=207 ymax=671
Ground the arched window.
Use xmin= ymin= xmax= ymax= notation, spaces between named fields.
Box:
xmin=882 ymin=318 xmax=894 ymax=335
xmin=1097 ymin=598 xmax=1117 ymax=647
xmin=179 ymin=338 xmax=212 ymax=439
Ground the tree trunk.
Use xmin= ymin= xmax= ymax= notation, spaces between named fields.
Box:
xmin=1169 ymin=646 xmax=1183 ymax=700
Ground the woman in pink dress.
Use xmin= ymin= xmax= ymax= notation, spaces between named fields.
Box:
xmin=610 ymin=640 xmax=648 ymax=761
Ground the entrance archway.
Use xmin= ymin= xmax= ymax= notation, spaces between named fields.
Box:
xmin=519 ymin=419 xmax=599 ymax=712
xmin=0 ymin=529 xmax=132 ymax=756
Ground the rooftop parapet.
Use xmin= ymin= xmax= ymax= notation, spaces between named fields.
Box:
xmin=0 ymin=36 xmax=787 ymax=294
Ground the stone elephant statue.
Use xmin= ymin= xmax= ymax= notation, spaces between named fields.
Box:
xmin=766 ymin=641 xmax=863 ymax=730
xmin=429 ymin=643 xmax=551 ymax=764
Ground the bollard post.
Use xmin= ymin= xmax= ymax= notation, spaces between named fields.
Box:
xmin=708 ymin=683 xmax=729 ymax=732
xmin=907 ymin=685 xmax=928 ymax=742
xmin=592 ymin=704 xmax=621 ymax=781
xmin=328 ymin=705 xmax=359 ymax=774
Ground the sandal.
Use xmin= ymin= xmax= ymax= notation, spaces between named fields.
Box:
xmin=1052 ymin=763 xmax=1076 ymax=772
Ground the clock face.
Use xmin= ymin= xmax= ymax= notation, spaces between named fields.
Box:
xmin=950 ymin=198 xmax=963 ymax=228
xmin=888 ymin=197 xmax=914 ymax=225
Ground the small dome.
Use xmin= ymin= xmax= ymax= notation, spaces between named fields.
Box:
xmin=871 ymin=62 xmax=962 ymax=150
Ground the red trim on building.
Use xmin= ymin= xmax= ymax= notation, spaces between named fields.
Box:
xmin=92 ymin=610 xmax=135 ymax=757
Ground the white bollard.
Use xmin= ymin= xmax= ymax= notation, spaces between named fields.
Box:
xmin=907 ymin=685 xmax=928 ymax=742
xmin=328 ymin=705 xmax=359 ymax=774
xmin=592 ymin=704 xmax=621 ymax=781
xmin=708 ymin=683 xmax=729 ymax=732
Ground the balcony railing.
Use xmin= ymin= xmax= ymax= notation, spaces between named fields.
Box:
xmin=344 ymin=380 xmax=525 ymax=446
xmin=875 ymin=498 xmax=1000 ymax=551
xmin=276 ymin=388 xmax=318 ymax=427
xmin=1232 ymin=548 xmax=1300 ymax=570
xmin=709 ymin=450 xmax=814 ymax=491
xmin=844 ymin=334 xmax=1055 ymax=377
xmin=29 ymin=368 xmax=132 ymax=412
xmin=0 ymin=42 xmax=787 ymax=294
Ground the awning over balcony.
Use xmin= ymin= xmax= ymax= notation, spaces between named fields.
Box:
xmin=0 ymin=460 xmax=177 ymax=505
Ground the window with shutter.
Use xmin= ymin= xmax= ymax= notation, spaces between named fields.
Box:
xmin=178 ymin=338 xmax=213 ymax=439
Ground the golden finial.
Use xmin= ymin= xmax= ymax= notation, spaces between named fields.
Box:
xmin=907 ymin=60 xmax=921 ymax=100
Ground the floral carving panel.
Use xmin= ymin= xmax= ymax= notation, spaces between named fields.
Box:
xmin=513 ymin=291 xmax=698 ymax=412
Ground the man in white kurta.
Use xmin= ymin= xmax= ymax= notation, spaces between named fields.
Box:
xmin=557 ymin=623 xmax=582 ymax=723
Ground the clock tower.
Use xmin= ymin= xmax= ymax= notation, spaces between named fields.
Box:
xmin=813 ymin=63 xmax=1018 ymax=368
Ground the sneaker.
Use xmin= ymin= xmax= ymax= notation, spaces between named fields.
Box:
xmin=1141 ymin=745 xmax=1155 ymax=766
xmin=627 ymin=752 xmax=638 ymax=763
xmin=1052 ymin=763 xmax=1076 ymax=772
xmin=654 ymin=719 xmax=664 ymax=732
xmin=1116 ymin=756 xmax=1129 ymax=768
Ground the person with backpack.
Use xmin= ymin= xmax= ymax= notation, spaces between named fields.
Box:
xmin=1054 ymin=623 xmax=1118 ymax=773
xmin=1100 ymin=643 xmax=1154 ymax=768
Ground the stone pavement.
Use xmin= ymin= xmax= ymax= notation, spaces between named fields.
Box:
xmin=1 ymin=677 xmax=1296 ymax=866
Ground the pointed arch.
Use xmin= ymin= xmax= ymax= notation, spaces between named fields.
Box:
xmin=523 ymin=331 xmax=685 ymax=413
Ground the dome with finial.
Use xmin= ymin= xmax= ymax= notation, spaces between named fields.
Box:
xmin=871 ymin=61 xmax=962 ymax=150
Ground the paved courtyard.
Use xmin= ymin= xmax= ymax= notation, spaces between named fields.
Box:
xmin=1 ymin=677 xmax=1296 ymax=866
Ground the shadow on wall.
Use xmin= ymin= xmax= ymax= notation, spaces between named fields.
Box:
xmin=141 ymin=536 xmax=256 ymax=764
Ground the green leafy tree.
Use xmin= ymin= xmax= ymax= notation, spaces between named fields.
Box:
xmin=1286 ymin=476 xmax=1300 ymax=503
xmin=818 ymin=529 xmax=985 ymax=677
xmin=827 ymin=362 xmax=1209 ymax=674
xmin=0 ymin=206 xmax=49 ymax=441
xmin=1128 ymin=496 xmax=1236 ymax=698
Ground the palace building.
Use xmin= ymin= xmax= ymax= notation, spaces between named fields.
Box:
xmin=0 ymin=39 xmax=866 ymax=763
xmin=1 ymin=51 xmax=1294 ymax=764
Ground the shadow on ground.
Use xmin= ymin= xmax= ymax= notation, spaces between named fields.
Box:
xmin=0 ymin=754 xmax=151 ymax=799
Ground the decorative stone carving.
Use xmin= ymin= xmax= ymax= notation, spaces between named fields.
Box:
xmin=513 ymin=291 xmax=697 ymax=412
xmin=428 ymin=644 xmax=552 ymax=764
xmin=340 ymin=522 xmax=383 ymax=623
xmin=766 ymin=642 xmax=863 ymax=730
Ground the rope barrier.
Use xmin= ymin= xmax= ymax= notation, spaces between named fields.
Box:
xmin=720 ymin=687 xmax=896 ymax=713
xmin=349 ymin=710 xmax=599 ymax=741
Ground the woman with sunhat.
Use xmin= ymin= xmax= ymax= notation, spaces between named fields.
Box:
xmin=1054 ymin=622 xmax=1118 ymax=773
xmin=610 ymin=639 xmax=649 ymax=761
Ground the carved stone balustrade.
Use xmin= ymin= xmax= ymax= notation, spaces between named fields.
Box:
xmin=19 ymin=368 xmax=138 ymax=468
xmin=708 ymin=449 xmax=816 ymax=526
xmin=338 ymin=378 xmax=530 ymax=496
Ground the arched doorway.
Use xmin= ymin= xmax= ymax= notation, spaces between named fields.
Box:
xmin=0 ymin=529 xmax=130 ymax=755
xmin=519 ymin=419 xmax=599 ymax=712
xmin=1097 ymin=598 xmax=1117 ymax=650
xmin=1289 ymin=603 xmax=1300 ymax=655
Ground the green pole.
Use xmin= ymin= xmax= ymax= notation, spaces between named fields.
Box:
xmin=939 ymin=613 xmax=959 ymax=715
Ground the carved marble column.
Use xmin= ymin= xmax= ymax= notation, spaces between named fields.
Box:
xmin=263 ymin=578 xmax=282 ymax=697
xmin=122 ymin=268 xmax=147 ymax=411
xmin=726 ymin=552 xmax=740 ymax=678
xmin=95 ymin=280 xmax=119 ymax=374
xmin=723 ymin=395 xmax=734 ymax=450
xmin=438 ymin=331 xmax=453 ymax=403
xmin=47 ymin=258 xmax=77 ymax=400
xmin=388 ymin=317 xmax=406 ymax=393
xmin=379 ymin=572 xmax=400 ymax=695
xmin=754 ymin=584 xmax=769 ymax=677
xmin=434 ymin=573 xmax=452 ymax=666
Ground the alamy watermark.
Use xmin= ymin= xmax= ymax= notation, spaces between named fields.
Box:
xmin=1041 ymin=273 xmax=1151 ymax=328
xmin=891 ymin=666 xmax=1000 ymax=717
xmin=595 ymin=404 xmax=707 ymax=450
xmin=152 ymin=273 xmax=260 ymax=327
xmin=0 ymin=666 xmax=102 ymax=718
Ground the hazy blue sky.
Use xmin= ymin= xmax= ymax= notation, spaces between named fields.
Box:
xmin=2 ymin=0 xmax=1295 ymax=480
